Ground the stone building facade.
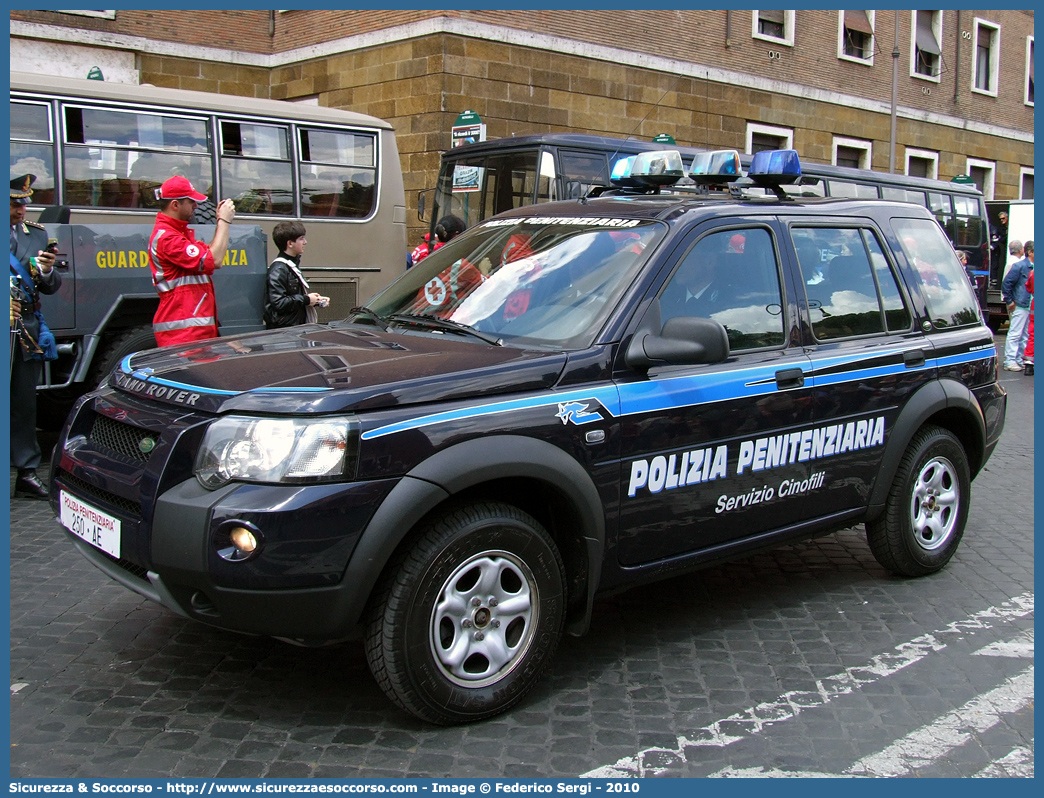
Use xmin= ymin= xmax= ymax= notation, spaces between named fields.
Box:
xmin=10 ymin=9 xmax=1035 ymax=247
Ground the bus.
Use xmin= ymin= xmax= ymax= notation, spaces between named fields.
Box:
xmin=11 ymin=71 xmax=407 ymax=316
xmin=424 ymin=132 xmax=990 ymax=300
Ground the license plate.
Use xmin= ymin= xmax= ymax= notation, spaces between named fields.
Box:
xmin=59 ymin=490 xmax=121 ymax=559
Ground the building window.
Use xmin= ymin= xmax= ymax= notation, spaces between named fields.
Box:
xmin=752 ymin=10 xmax=795 ymax=46
xmin=1020 ymin=168 xmax=1034 ymax=200
xmin=832 ymin=137 xmax=872 ymax=169
xmin=911 ymin=10 xmax=943 ymax=81
xmin=966 ymin=157 xmax=996 ymax=201
xmin=746 ymin=123 xmax=793 ymax=154
xmin=972 ymin=19 xmax=1001 ymax=96
xmin=1026 ymin=37 xmax=1035 ymax=105
xmin=905 ymin=148 xmax=939 ymax=180
xmin=839 ymin=10 xmax=875 ymax=64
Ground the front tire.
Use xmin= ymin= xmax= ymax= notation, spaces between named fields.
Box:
xmin=365 ymin=502 xmax=566 ymax=724
xmin=866 ymin=425 xmax=970 ymax=577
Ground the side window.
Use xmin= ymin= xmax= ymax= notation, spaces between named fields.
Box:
xmin=10 ymin=101 xmax=56 ymax=206
xmin=952 ymin=195 xmax=985 ymax=247
xmin=928 ymin=192 xmax=954 ymax=239
xmin=827 ymin=180 xmax=878 ymax=199
xmin=893 ymin=218 xmax=981 ymax=329
xmin=658 ymin=227 xmax=785 ymax=351
xmin=299 ymin=127 xmax=377 ymax=218
xmin=797 ymin=226 xmax=910 ymax=340
xmin=62 ymin=105 xmax=211 ymax=209
xmin=865 ymin=232 xmax=912 ymax=332
xmin=559 ymin=150 xmax=610 ymax=199
xmin=219 ymin=121 xmax=293 ymax=215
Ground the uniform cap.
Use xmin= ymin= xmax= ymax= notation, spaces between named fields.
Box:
xmin=156 ymin=175 xmax=207 ymax=202
xmin=10 ymin=174 xmax=36 ymax=205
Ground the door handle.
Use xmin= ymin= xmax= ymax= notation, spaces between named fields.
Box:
xmin=775 ymin=367 xmax=805 ymax=389
xmin=903 ymin=349 xmax=926 ymax=368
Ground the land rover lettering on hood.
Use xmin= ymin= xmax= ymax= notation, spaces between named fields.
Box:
xmin=50 ymin=149 xmax=1005 ymax=724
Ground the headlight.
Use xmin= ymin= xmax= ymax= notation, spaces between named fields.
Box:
xmin=195 ymin=415 xmax=359 ymax=488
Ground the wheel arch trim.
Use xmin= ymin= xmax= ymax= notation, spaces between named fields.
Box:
xmin=867 ymin=378 xmax=985 ymax=516
xmin=343 ymin=435 xmax=606 ymax=635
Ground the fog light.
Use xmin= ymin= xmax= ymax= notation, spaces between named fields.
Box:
xmin=230 ymin=526 xmax=257 ymax=554
xmin=214 ymin=520 xmax=264 ymax=562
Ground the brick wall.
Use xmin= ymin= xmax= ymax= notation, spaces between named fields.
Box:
xmin=12 ymin=9 xmax=1034 ymax=245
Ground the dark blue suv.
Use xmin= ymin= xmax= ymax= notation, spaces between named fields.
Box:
xmin=50 ymin=150 xmax=1006 ymax=724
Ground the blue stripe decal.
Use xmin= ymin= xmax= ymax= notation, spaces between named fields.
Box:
xmin=361 ymin=346 xmax=996 ymax=442
xmin=616 ymin=363 xmax=788 ymax=416
xmin=362 ymin=386 xmax=623 ymax=441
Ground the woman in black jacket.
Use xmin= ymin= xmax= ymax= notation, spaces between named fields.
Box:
xmin=264 ymin=221 xmax=328 ymax=328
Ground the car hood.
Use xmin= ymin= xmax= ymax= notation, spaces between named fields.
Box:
xmin=109 ymin=323 xmax=568 ymax=415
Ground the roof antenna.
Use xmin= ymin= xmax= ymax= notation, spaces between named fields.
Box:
xmin=584 ymin=72 xmax=685 ymax=202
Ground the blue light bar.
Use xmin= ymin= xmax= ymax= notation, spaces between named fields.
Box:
xmin=748 ymin=149 xmax=802 ymax=186
xmin=688 ymin=149 xmax=742 ymax=184
xmin=610 ymin=150 xmax=684 ymax=188
xmin=610 ymin=155 xmax=636 ymax=183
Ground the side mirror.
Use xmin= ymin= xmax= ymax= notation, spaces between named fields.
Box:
xmin=564 ymin=180 xmax=585 ymax=200
xmin=417 ymin=188 xmax=434 ymax=223
xmin=625 ymin=314 xmax=730 ymax=370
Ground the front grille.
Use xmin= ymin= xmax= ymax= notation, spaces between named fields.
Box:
xmin=89 ymin=414 xmax=160 ymax=464
xmin=98 ymin=549 xmax=151 ymax=584
xmin=56 ymin=468 xmax=141 ymax=518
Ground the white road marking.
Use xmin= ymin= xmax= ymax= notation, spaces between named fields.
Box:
xmin=973 ymin=629 xmax=1033 ymax=658
xmin=10 ymin=683 xmax=28 ymax=694
xmin=709 ymin=666 xmax=1034 ymax=778
xmin=581 ymin=591 xmax=1034 ymax=778
xmin=973 ymin=745 xmax=1034 ymax=778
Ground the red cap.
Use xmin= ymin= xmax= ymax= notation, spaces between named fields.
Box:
xmin=157 ymin=176 xmax=207 ymax=202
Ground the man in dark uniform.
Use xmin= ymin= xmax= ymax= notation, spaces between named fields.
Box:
xmin=10 ymin=174 xmax=61 ymax=498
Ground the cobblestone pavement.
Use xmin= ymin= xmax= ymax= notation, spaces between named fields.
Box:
xmin=9 ymin=344 xmax=1033 ymax=779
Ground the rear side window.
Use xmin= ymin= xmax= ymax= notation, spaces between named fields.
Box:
xmin=795 ymin=226 xmax=912 ymax=340
xmin=658 ymin=227 xmax=786 ymax=351
xmin=892 ymin=218 xmax=981 ymax=328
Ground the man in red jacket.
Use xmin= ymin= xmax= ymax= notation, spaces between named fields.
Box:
xmin=148 ymin=176 xmax=237 ymax=346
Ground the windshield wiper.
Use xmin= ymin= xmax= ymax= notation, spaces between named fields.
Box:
xmin=386 ymin=313 xmax=503 ymax=346
xmin=348 ymin=306 xmax=391 ymax=331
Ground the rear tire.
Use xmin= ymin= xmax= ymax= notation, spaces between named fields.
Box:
xmin=866 ymin=425 xmax=970 ymax=577
xmin=364 ymin=502 xmax=566 ymax=724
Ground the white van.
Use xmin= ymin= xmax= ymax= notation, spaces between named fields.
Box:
xmin=987 ymin=199 xmax=1035 ymax=329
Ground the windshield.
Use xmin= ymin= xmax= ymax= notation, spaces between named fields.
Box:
xmin=369 ymin=218 xmax=665 ymax=348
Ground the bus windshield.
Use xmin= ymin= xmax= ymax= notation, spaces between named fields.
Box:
xmin=369 ymin=219 xmax=664 ymax=349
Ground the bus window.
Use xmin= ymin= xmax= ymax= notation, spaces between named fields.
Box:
xmin=10 ymin=101 xmax=55 ymax=206
xmin=299 ymin=127 xmax=377 ymax=218
xmin=219 ymin=121 xmax=293 ymax=215
xmin=559 ymin=150 xmax=610 ymax=198
xmin=63 ymin=106 xmax=211 ymax=209
xmin=928 ymin=192 xmax=954 ymax=239
xmin=827 ymin=180 xmax=878 ymax=199
xmin=952 ymin=194 xmax=985 ymax=247
xmin=881 ymin=186 xmax=928 ymax=206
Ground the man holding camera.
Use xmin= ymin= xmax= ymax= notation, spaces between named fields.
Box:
xmin=10 ymin=174 xmax=61 ymax=499
xmin=148 ymin=176 xmax=236 ymax=346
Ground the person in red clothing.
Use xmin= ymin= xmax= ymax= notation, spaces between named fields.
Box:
xmin=410 ymin=214 xmax=466 ymax=267
xmin=148 ymin=176 xmax=236 ymax=346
